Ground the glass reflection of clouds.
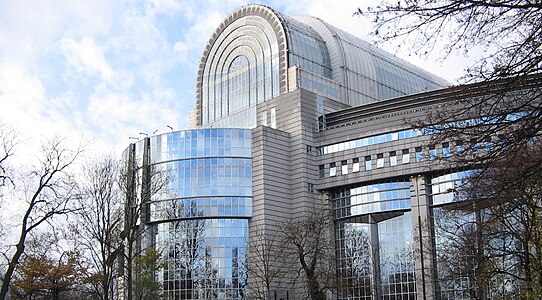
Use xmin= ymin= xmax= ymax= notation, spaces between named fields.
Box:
xmin=142 ymin=129 xmax=251 ymax=299
xmin=333 ymin=179 xmax=416 ymax=299
xmin=333 ymin=181 xmax=411 ymax=219
xmin=336 ymin=212 xmax=416 ymax=299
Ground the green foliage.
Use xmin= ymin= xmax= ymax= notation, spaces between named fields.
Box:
xmin=133 ymin=248 xmax=163 ymax=300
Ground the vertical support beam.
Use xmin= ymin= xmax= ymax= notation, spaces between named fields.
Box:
xmin=411 ymin=175 xmax=436 ymax=300
xmin=369 ymin=216 xmax=381 ymax=300
xmin=140 ymin=137 xmax=153 ymax=250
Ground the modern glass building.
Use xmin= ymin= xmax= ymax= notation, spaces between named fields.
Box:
xmin=122 ymin=4 xmax=542 ymax=300
xmin=194 ymin=4 xmax=448 ymax=129
xmin=125 ymin=129 xmax=252 ymax=299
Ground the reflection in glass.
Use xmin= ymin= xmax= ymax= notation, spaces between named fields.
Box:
xmin=336 ymin=212 xmax=416 ymax=299
xmin=157 ymin=219 xmax=248 ymax=299
xmin=433 ymin=205 xmax=520 ymax=299
xmin=332 ymin=181 xmax=411 ymax=219
xmin=140 ymin=129 xmax=252 ymax=299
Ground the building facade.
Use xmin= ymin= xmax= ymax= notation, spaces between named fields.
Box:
xmin=125 ymin=129 xmax=252 ymax=299
xmin=123 ymin=4 xmax=541 ymax=300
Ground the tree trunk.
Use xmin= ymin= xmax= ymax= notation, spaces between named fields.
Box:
xmin=127 ymin=242 xmax=133 ymax=300
xmin=475 ymin=207 xmax=487 ymax=300
xmin=0 ymin=230 xmax=27 ymax=299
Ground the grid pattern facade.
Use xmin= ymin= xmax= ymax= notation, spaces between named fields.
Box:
xmin=431 ymin=171 xmax=522 ymax=299
xmin=333 ymin=182 xmax=411 ymax=219
xmin=195 ymin=5 xmax=449 ymax=129
xmin=334 ymin=178 xmax=416 ymax=299
xmin=336 ymin=212 xmax=416 ymax=300
xmin=284 ymin=16 xmax=331 ymax=78
xmin=157 ymin=219 xmax=248 ymax=299
xmin=199 ymin=11 xmax=281 ymax=127
xmin=137 ymin=129 xmax=252 ymax=299
xmin=291 ymin=16 xmax=449 ymax=105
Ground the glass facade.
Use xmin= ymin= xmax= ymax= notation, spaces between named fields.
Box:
xmin=117 ymin=4 xmax=540 ymax=300
xmin=199 ymin=12 xmax=281 ymax=128
xmin=196 ymin=5 xmax=449 ymax=129
xmin=284 ymin=16 xmax=331 ymax=79
xmin=134 ymin=129 xmax=252 ymax=299
xmin=432 ymin=206 xmax=521 ymax=299
xmin=292 ymin=15 xmax=449 ymax=106
xmin=333 ymin=181 xmax=416 ymax=299
xmin=431 ymin=171 xmax=521 ymax=299
xmin=430 ymin=171 xmax=472 ymax=206
xmin=336 ymin=212 xmax=416 ymax=300
xmin=316 ymin=129 xmax=421 ymax=156
xmin=333 ymin=182 xmax=411 ymax=219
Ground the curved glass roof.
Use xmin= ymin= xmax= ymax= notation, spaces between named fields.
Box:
xmin=195 ymin=4 xmax=449 ymax=127
xmin=293 ymin=16 xmax=449 ymax=105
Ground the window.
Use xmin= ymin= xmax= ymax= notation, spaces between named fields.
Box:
xmin=442 ymin=142 xmax=451 ymax=157
xmin=318 ymin=115 xmax=325 ymax=131
xmin=456 ymin=140 xmax=464 ymax=154
xmin=329 ymin=162 xmax=336 ymax=177
xmin=316 ymin=95 xmax=324 ymax=116
xmin=306 ymin=145 xmax=313 ymax=155
xmin=270 ymin=107 xmax=276 ymax=129
xmin=261 ymin=111 xmax=268 ymax=126
xmin=402 ymin=149 xmax=410 ymax=164
xmin=319 ymin=165 xmax=325 ymax=178
xmin=484 ymin=138 xmax=493 ymax=151
xmin=470 ymin=139 xmax=478 ymax=154
xmin=415 ymin=147 xmax=424 ymax=162
xmin=352 ymin=158 xmax=360 ymax=172
xmin=341 ymin=160 xmax=348 ymax=175
xmin=389 ymin=151 xmax=397 ymax=166
xmin=308 ymin=183 xmax=314 ymax=193
xmin=364 ymin=156 xmax=372 ymax=171
xmin=429 ymin=145 xmax=437 ymax=160
xmin=377 ymin=153 xmax=384 ymax=168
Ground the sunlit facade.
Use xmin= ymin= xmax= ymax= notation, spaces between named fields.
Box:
xmin=126 ymin=129 xmax=252 ymax=299
xmin=194 ymin=5 xmax=448 ymax=129
xmin=121 ymin=4 xmax=542 ymax=300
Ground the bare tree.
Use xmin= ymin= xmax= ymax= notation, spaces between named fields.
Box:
xmin=0 ymin=122 xmax=16 ymax=192
xmin=359 ymin=1 xmax=542 ymax=180
xmin=72 ymin=154 xmax=122 ymax=300
xmin=247 ymin=226 xmax=288 ymax=300
xmin=429 ymin=146 xmax=542 ymax=299
xmin=433 ymin=204 xmax=493 ymax=299
xmin=0 ymin=136 xmax=84 ymax=299
xmin=281 ymin=208 xmax=337 ymax=300
xmin=358 ymin=0 xmax=542 ymax=82
xmin=472 ymin=147 xmax=542 ymax=298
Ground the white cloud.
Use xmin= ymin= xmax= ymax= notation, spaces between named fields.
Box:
xmin=0 ymin=63 xmax=45 ymax=123
xmin=146 ymin=0 xmax=183 ymax=17
xmin=0 ymin=0 xmax=480 ymax=161
xmin=85 ymin=86 xmax=181 ymax=150
xmin=0 ymin=0 xmax=115 ymax=67
xmin=173 ymin=9 xmax=224 ymax=64
xmin=0 ymin=63 xmax=89 ymax=162
xmin=59 ymin=37 xmax=114 ymax=80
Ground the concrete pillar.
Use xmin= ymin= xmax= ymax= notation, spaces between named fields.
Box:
xmin=410 ymin=175 xmax=436 ymax=300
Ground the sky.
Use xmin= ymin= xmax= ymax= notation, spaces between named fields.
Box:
xmin=0 ymin=0 xmax=475 ymax=158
